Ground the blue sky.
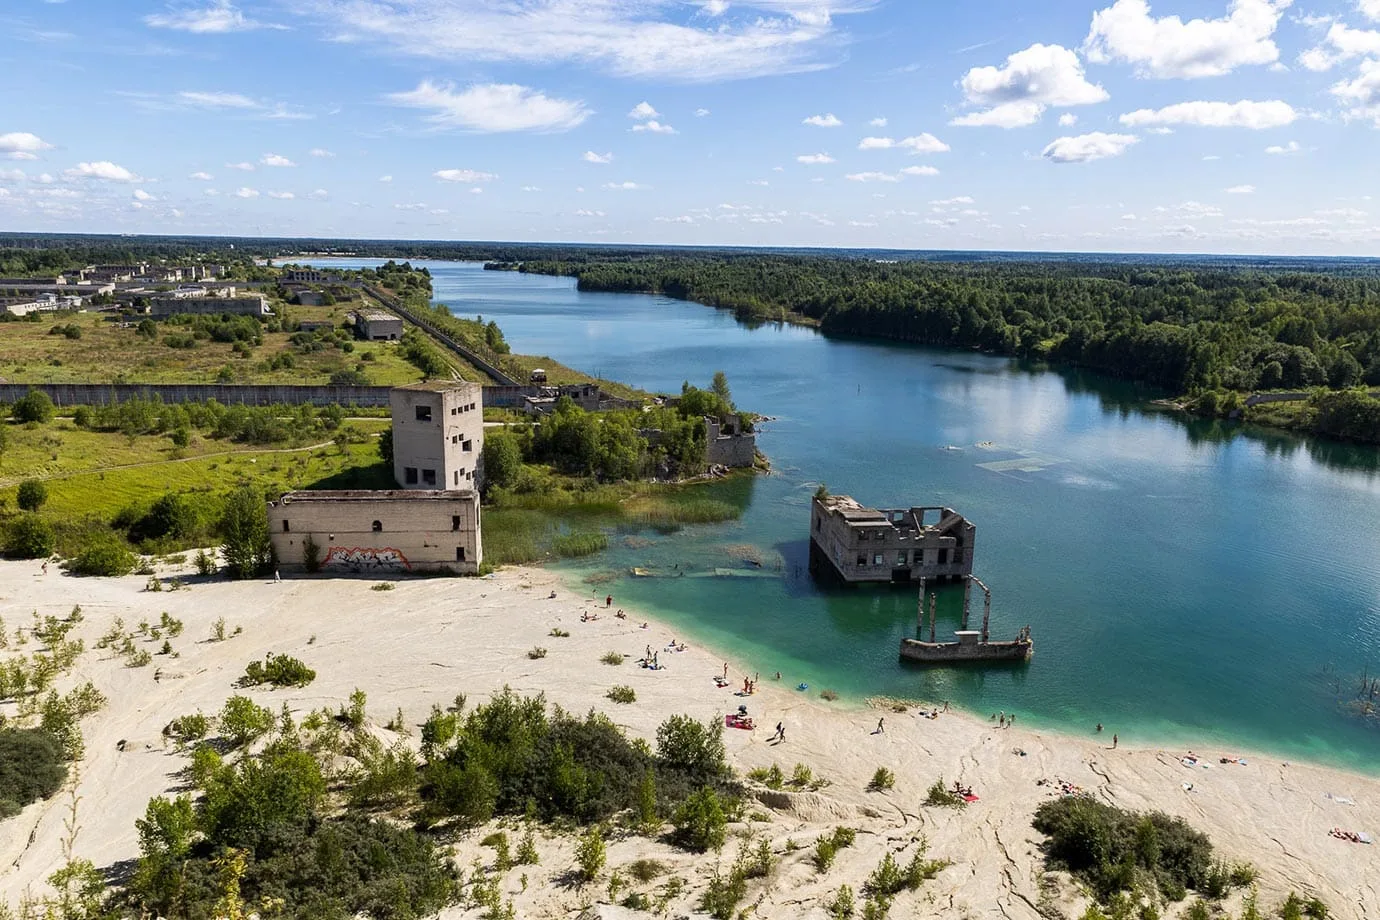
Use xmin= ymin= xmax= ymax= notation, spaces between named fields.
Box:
xmin=2 ymin=0 xmax=1379 ymax=254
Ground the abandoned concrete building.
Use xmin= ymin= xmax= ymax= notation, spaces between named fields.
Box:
xmin=268 ymin=380 xmax=485 ymax=574
xmin=809 ymin=494 xmax=975 ymax=584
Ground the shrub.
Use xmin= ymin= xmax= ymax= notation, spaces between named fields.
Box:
xmin=820 ymin=688 xmax=839 ymax=701
xmin=672 ymin=785 xmax=728 ymax=852
xmin=548 ymin=628 xmax=570 ymax=637
xmin=813 ymin=826 xmax=858 ymax=872
xmin=0 ymin=728 xmax=68 ymax=817
xmin=12 ymin=389 xmax=55 ymax=424
xmin=748 ymin=763 xmax=785 ymax=789
xmin=370 ymin=582 xmax=395 ymax=591
xmin=168 ymin=712 xmax=210 ymax=743
xmin=5 ymin=513 xmax=55 ymax=559
xmin=828 ymin=885 xmax=856 ymax=919
xmin=516 ymin=826 xmax=540 ymax=865
xmin=600 ymin=651 xmax=626 ymax=665
xmin=66 ymin=532 xmax=137 ymax=577
xmin=527 ymin=646 xmax=547 ymax=659
xmin=219 ymin=695 xmax=275 ymax=747
xmin=656 ymin=714 xmax=729 ymax=781
xmin=628 ymin=858 xmax=665 ymax=883
xmin=867 ymin=767 xmax=895 ymax=792
xmin=575 ymin=826 xmax=606 ymax=883
xmin=350 ymin=741 xmax=420 ymax=808
xmin=302 ymin=533 xmax=322 ymax=573
xmin=16 ymin=479 xmax=47 ymax=512
xmin=700 ymin=864 xmax=747 ymax=920
xmin=194 ymin=549 xmax=216 ymax=576
xmin=606 ymin=685 xmax=637 ymax=704
xmin=239 ymin=652 xmax=317 ymax=689
xmin=925 ymin=777 xmax=967 ymax=808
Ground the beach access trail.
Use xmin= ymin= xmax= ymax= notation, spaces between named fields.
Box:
xmin=1 ymin=559 xmax=1376 ymax=918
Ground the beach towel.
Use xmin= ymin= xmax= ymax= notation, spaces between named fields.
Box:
xmin=1324 ymin=793 xmax=1357 ymax=806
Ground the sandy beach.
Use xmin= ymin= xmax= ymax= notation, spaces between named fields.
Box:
xmin=2 ymin=557 xmax=1377 ymax=918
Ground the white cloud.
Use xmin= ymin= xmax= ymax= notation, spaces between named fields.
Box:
xmin=1083 ymin=0 xmax=1290 ymax=79
xmin=803 ymin=113 xmax=842 ymax=127
xmin=1059 ymin=113 xmax=1079 ymax=126
xmin=133 ymin=188 xmax=155 ymax=201
xmin=435 ymin=168 xmax=497 ymax=183
xmin=1041 ymin=131 xmax=1139 ymax=163
xmin=1264 ymin=140 xmax=1301 ymax=154
xmin=267 ymin=191 xmax=295 ymax=199
xmin=603 ymin=181 xmax=648 ymax=190
xmin=0 ymin=168 xmax=24 ymax=181
xmin=655 ymin=215 xmax=696 ymax=223
xmin=145 ymin=0 xmax=281 ymax=33
xmin=845 ymin=171 xmax=899 ymax=182
xmin=869 ymin=116 xmax=888 ymax=127
xmin=379 ymin=174 xmax=393 ymax=182
xmin=628 ymin=101 xmax=660 ymax=119
xmin=1362 ymin=0 xmax=1380 ymax=21
xmin=1225 ymin=184 xmax=1256 ymax=193
xmin=1298 ymin=22 xmax=1380 ymax=72
xmin=583 ymin=151 xmax=614 ymax=164
xmin=288 ymin=0 xmax=873 ymax=82
xmin=574 ymin=209 xmax=606 ymax=217
xmin=309 ymin=188 xmax=329 ymax=199
xmin=931 ymin=196 xmax=975 ymax=205
xmin=1331 ymin=58 xmax=1380 ymax=124
xmin=952 ymin=43 xmax=1108 ymax=128
xmin=178 ymin=90 xmax=258 ymax=109
xmin=1119 ymin=99 xmax=1296 ymax=128
xmin=310 ymin=148 xmax=334 ymax=157
xmin=521 ymin=185 xmax=540 ymax=192
xmin=695 ymin=107 xmax=711 ymax=117
xmin=0 ymin=132 xmax=53 ymax=160
xmin=233 ymin=187 xmax=260 ymax=198
xmin=226 ymin=161 xmax=254 ymax=171
xmin=1203 ymin=154 xmax=1222 ymax=160
xmin=189 ymin=171 xmax=214 ymax=180
xmin=856 ymin=133 xmax=949 ymax=153
xmin=65 ymin=161 xmax=139 ymax=181
xmin=900 ymin=165 xmax=940 ymax=176
xmin=388 ymin=81 xmax=590 ymax=133
xmin=631 ymin=119 xmax=677 ymax=134
xmin=796 ymin=153 xmax=835 ymax=164
xmin=260 ymin=153 xmax=297 ymax=167
xmin=203 ymin=188 xmax=219 ymax=196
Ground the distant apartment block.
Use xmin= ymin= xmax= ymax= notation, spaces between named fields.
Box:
xmin=148 ymin=294 xmax=270 ymax=318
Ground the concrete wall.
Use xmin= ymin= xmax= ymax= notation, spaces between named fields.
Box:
xmin=705 ymin=418 xmax=757 ymax=468
xmin=809 ymin=497 xmax=975 ymax=584
xmin=267 ymin=490 xmax=481 ymax=574
xmin=0 ymin=383 xmax=396 ymax=408
xmin=390 ymin=383 xmax=485 ymax=490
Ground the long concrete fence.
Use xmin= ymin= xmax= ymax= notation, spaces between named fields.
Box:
xmin=0 ymin=382 xmax=581 ymax=410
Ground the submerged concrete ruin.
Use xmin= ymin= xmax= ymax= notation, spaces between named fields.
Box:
xmin=899 ymin=576 xmax=1033 ymax=665
xmin=808 ymin=494 xmax=975 ymax=585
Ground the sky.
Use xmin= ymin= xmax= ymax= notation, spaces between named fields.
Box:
xmin=2 ymin=0 xmax=1380 ymax=255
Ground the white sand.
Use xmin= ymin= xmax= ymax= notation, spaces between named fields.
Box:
xmin=2 ymin=558 xmax=1377 ymax=918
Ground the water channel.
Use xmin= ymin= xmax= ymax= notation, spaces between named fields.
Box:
xmin=312 ymin=259 xmax=1380 ymax=771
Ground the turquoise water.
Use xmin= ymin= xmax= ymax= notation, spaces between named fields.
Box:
xmin=312 ymin=259 xmax=1380 ymax=772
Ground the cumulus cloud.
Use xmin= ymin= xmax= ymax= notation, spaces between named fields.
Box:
xmin=1264 ymin=140 xmax=1301 ymax=153
xmin=603 ymin=181 xmax=648 ymax=190
xmin=655 ymin=214 xmax=696 ymax=223
xmin=1059 ymin=113 xmax=1079 ymax=126
xmin=521 ymin=185 xmax=540 ymax=192
xmin=695 ymin=107 xmax=711 ymax=116
xmin=628 ymin=101 xmax=660 ymax=119
xmin=845 ymin=171 xmax=899 ymax=182
xmin=631 ymin=120 xmax=677 ymax=134
xmin=1041 ymin=131 xmax=1139 ymax=163
xmin=583 ymin=151 xmax=614 ymax=164
xmin=267 ymin=191 xmax=295 ymax=199
xmin=233 ymin=187 xmax=259 ymax=198
xmin=803 ymin=113 xmax=842 ymax=126
xmin=574 ymin=209 xmax=606 ymax=217
xmin=869 ymin=116 xmax=888 ymax=126
xmin=1119 ymin=99 xmax=1296 ymax=128
xmin=1226 ymin=184 xmax=1256 ymax=193
xmin=133 ymin=189 xmax=155 ymax=201
xmin=145 ymin=0 xmax=283 ymax=33
xmin=309 ymin=188 xmax=329 ymax=199
xmin=226 ymin=161 xmax=254 ymax=171
xmin=260 ymin=153 xmax=296 ymax=167
xmin=952 ymin=43 xmax=1108 ymax=128
xmin=379 ymin=174 xmax=393 ymax=182
xmin=388 ymin=81 xmax=590 ymax=133
xmin=1298 ymin=23 xmax=1380 ymax=72
xmin=282 ymin=0 xmax=873 ymax=82
xmin=796 ymin=153 xmax=835 ymax=164
xmin=856 ymin=133 xmax=950 ymax=153
xmin=1083 ymin=0 xmax=1290 ymax=79
xmin=1331 ymin=58 xmax=1380 ymax=124
xmin=435 ymin=168 xmax=497 ymax=182
xmin=0 ymin=132 xmax=53 ymax=160
xmin=901 ymin=165 xmax=940 ymax=176
xmin=65 ymin=161 xmax=139 ymax=181
xmin=188 ymin=171 xmax=214 ymax=180
xmin=310 ymin=148 xmax=334 ymax=157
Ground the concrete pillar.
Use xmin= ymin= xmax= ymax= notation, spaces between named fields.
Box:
xmin=916 ymin=578 xmax=927 ymax=633
xmin=982 ymin=588 xmax=992 ymax=643
xmin=962 ymin=576 xmax=972 ymax=630
xmin=929 ymin=592 xmax=937 ymax=644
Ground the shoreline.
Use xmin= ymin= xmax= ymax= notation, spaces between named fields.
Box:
xmin=3 ymin=559 xmax=1377 ymax=917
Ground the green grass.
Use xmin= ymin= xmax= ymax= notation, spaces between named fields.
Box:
xmin=550 ymin=532 xmax=609 ymax=558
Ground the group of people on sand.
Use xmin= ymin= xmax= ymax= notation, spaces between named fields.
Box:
xmin=1328 ymin=827 xmax=1372 ymax=844
xmin=992 ymin=710 xmax=1017 ymax=728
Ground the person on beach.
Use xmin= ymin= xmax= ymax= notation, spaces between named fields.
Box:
xmin=1009 ymin=714 xmax=1016 ymax=727
xmin=999 ymin=713 xmax=1005 ymax=727
xmin=646 ymin=645 xmax=652 ymax=661
xmin=1096 ymin=723 xmax=1103 ymax=733
xmin=943 ymin=700 xmax=950 ymax=712
xmin=723 ymin=662 xmax=729 ymax=680
xmin=606 ymin=594 xmax=613 ymax=608
xmin=41 ymin=562 xmax=48 ymax=575
xmin=774 ymin=671 xmax=781 ymax=680
xmin=1113 ymin=734 xmax=1118 ymax=749
xmin=876 ymin=717 xmax=885 ymax=734
xmin=274 ymin=569 xmax=281 ymax=583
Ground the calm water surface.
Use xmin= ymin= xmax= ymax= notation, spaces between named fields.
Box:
xmin=315 ymin=259 xmax=1380 ymax=771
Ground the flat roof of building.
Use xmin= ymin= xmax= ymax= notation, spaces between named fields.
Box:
xmin=392 ymin=380 xmax=479 ymax=393
xmin=353 ymin=310 xmax=399 ymax=322
xmin=275 ymin=489 xmax=477 ymax=503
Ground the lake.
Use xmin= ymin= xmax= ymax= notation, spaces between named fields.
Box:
xmin=312 ymin=259 xmax=1380 ymax=771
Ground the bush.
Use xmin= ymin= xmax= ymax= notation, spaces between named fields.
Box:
xmin=219 ymin=694 xmax=275 ymax=747
xmin=12 ymin=389 xmax=55 ymax=424
xmin=0 ymin=728 xmax=68 ymax=817
xmin=672 ymin=785 xmax=728 ymax=852
xmin=606 ymin=685 xmax=637 ymax=704
xmin=5 ymin=513 xmax=55 ymax=559
xmin=700 ymin=863 xmax=747 ymax=920
xmin=527 ymin=646 xmax=547 ymax=659
xmin=867 ymin=767 xmax=895 ymax=792
xmin=16 ymin=479 xmax=47 ymax=512
xmin=925 ymin=777 xmax=966 ymax=808
xmin=575 ymin=826 xmax=606 ymax=882
xmin=240 ymin=652 xmax=317 ymax=688
xmin=628 ymin=858 xmax=665 ymax=883
xmin=828 ymin=885 xmax=856 ymax=919
xmin=813 ymin=826 xmax=858 ymax=872
xmin=167 ymin=712 xmax=210 ymax=743
xmin=600 ymin=651 xmax=626 ymax=665
xmin=66 ymin=532 xmax=138 ymax=577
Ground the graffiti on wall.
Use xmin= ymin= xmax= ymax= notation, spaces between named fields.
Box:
xmin=323 ymin=546 xmax=412 ymax=572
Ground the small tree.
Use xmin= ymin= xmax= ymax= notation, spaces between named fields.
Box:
xmin=5 ymin=513 xmax=55 ymax=559
xmin=220 ymin=486 xmax=271 ymax=580
xmin=12 ymin=389 xmax=55 ymax=424
xmin=17 ymin=479 xmax=47 ymax=512
xmin=302 ymin=533 xmax=322 ymax=573
xmin=219 ymin=695 xmax=274 ymax=747
xmin=672 ymin=786 xmax=727 ymax=852
xmin=575 ymin=826 xmax=606 ymax=883
xmin=481 ymin=431 xmax=524 ymax=491
xmin=67 ymin=533 xmax=137 ymax=577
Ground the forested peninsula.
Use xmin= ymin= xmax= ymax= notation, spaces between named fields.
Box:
xmin=512 ymin=255 xmax=1380 ymax=444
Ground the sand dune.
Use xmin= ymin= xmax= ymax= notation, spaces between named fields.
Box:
xmin=1 ymin=558 xmax=1376 ymax=918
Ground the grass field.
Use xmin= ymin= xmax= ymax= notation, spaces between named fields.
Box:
xmin=0 ymin=304 xmax=486 ymax=386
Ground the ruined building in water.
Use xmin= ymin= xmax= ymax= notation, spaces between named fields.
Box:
xmin=809 ymin=494 xmax=975 ymax=585
xmin=267 ymin=381 xmax=484 ymax=575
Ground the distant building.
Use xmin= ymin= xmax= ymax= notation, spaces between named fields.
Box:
xmin=266 ymin=489 xmax=481 ymax=575
xmin=297 ymin=320 xmax=333 ymax=333
xmin=705 ymin=416 xmax=756 ymax=468
xmin=391 ymin=381 xmax=485 ymax=490
xmin=2 ymin=293 xmax=78 ymax=317
xmin=283 ymin=268 xmax=339 ymax=283
xmin=350 ymin=309 xmax=403 ymax=341
xmin=286 ymin=285 xmax=325 ymax=306
xmin=148 ymin=294 xmax=270 ymax=317
xmin=809 ymin=494 xmax=975 ymax=584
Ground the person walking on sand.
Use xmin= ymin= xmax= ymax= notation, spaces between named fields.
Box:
xmin=774 ymin=721 xmax=784 ymax=742
xmin=876 ymin=717 xmax=885 ymax=734
xmin=274 ymin=569 xmax=281 ymax=583
xmin=606 ymin=594 xmax=613 ymax=608
xmin=1112 ymin=734 xmax=1118 ymax=749
xmin=723 ymin=662 xmax=729 ymax=680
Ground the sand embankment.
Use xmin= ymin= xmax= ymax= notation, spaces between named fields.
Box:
xmin=1 ymin=558 xmax=1376 ymax=917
